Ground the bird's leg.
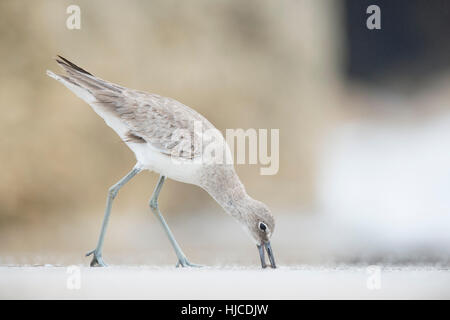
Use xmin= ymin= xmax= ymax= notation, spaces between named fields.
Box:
xmin=86 ymin=166 xmax=142 ymax=267
xmin=149 ymin=175 xmax=202 ymax=268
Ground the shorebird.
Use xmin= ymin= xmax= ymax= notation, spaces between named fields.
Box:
xmin=47 ymin=56 xmax=276 ymax=268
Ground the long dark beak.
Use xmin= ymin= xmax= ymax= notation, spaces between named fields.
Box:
xmin=257 ymin=241 xmax=276 ymax=268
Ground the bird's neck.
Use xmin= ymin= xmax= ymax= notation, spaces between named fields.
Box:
xmin=217 ymin=186 xmax=251 ymax=220
xmin=199 ymin=165 xmax=251 ymax=220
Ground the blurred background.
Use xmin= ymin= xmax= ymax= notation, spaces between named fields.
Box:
xmin=1 ymin=0 xmax=450 ymax=266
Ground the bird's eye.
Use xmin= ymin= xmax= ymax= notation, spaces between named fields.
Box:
xmin=259 ymin=222 xmax=267 ymax=231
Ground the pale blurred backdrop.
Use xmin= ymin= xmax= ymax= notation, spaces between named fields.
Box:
xmin=1 ymin=0 xmax=450 ymax=266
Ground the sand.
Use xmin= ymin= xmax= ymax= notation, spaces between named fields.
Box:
xmin=1 ymin=265 xmax=449 ymax=299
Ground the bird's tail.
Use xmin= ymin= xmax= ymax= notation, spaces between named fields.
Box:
xmin=46 ymin=69 xmax=61 ymax=81
xmin=46 ymin=55 xmax=121 ymax=104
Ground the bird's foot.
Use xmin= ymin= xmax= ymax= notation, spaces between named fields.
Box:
xmin=86 ymin=249 xmax=108 ymax=267
xmin=176 ymin=257 xmax=203 ymax=268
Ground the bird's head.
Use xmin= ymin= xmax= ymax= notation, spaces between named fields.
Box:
xmin=240 ymin=199 xmax=276 ymax=268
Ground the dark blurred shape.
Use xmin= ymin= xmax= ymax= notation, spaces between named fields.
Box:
xmin=344 ymin=0 xmax=450 ymax=85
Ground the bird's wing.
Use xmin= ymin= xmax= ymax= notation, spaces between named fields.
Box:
xmin=51 ymin=56 xmax=214 ymax=160
xmin=98 ymin=88 xmax=210 ymax=159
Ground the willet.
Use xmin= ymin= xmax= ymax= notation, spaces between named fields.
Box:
xmin=46 ymin=56 xmax=276 ymax=268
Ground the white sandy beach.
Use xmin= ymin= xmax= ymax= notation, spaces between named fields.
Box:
xmin=1 ymin=265 xmax=449 ymax=299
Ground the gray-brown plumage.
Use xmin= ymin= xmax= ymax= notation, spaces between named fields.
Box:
xmin=47 ymin=56 xmax=276 ymax=268
xmin=53 ymin=55 xmax=213 ymax=160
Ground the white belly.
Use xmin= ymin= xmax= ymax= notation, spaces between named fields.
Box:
xmin=129 ymin=142 xmax=203 ymax=185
